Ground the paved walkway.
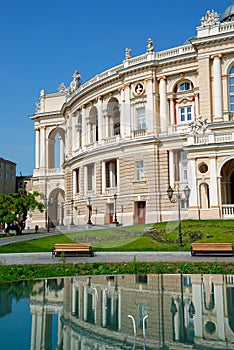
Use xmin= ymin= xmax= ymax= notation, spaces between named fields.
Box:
xmin=0 ymin=230 xmax=233 ymax=265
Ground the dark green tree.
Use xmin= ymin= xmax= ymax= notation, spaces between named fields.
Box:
xmin=0 ymin=189 xmax=44 ymax=234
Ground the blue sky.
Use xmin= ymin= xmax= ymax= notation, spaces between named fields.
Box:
xmin=0 ymin=0 xmax=232 ymax=175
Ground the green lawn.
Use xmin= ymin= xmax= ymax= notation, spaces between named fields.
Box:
xmin=0 ymin=219 xmax=234 ymax=254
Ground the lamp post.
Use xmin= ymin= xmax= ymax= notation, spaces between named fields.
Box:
xmin=113 ymin=193 xmax=119 ymax=225
xmin=87 ymin=197 xmax=93 ymax=225
xmin=43 ymin=196 xmax=53 ymax=232
xmin=167 ymin=185 xmax=190 ymax=246
xmin=70 ymin=199 xmax=74 ymax=225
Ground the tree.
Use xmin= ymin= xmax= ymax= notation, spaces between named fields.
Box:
xmin=0 ymin=189 xmax=44 ymax=234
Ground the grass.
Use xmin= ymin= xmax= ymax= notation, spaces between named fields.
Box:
xmin=1 ymin=219 xmax=234 ymax=254
xmin=1 ymin=219 xmax=234 ymax=281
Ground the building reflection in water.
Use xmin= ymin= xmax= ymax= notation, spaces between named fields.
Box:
xmin=1 ymin=274 xmax=234 ymax=349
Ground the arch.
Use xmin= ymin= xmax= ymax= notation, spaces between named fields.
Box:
xmin=107 ymin=97 xmax=120 ymax=136
xmin=224 ymin=59 xmax=234 ymax=75
xmin=76 ymin=113 xmax=82 ymax=148
xmin=88 ymin=106 xmax=98 ymax=143
xmin=47 ymin=127 xmax=65 ymax=169
xmin=47 ymin=188 xmax=65 ymax=227
xmin=171 ymin=78 xmax=196 ymax=93
xmin=220 ymin=158 xmax=234 ymax=205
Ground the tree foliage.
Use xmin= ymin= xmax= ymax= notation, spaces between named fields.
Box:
xmin=0 ymin=189 xmax=44 ymax=234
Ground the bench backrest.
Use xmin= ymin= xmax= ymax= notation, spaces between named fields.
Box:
xmin=191 ymin=242 xmax=232 ymax=250
xmin=54 ymin=243 xmax=91 ymax=248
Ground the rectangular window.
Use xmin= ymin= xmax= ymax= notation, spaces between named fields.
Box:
xmin=138 ymin=303 xmax=148 ymax=329
xmin=136 ymin=107 xmax=146 ymax=130
xmin=230 ymin=95 xmax=234 ymax=112
xmin=106 ymin=160 xmax=117 ymax=188
xmin=181 ymin=152 xmax=188 ymax=181
xmin=75 ymin=168 xmax=80 ymax=193
xmin=179 ymin=106 xmax=192 ymax=123
xmin=87 ymin=165 xmax=94 ymax=191
xmin=136 ymin=160 xmax=144 ymax=181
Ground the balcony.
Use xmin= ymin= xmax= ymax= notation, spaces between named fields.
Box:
xmin=188 ymin=132 xmax=234 ymax=146
xmin=133 ymin=129 xmax=146 ymax=138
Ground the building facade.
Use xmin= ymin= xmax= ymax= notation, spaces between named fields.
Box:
xmin=29 ymin=4 xmax=234 ymax=229
xmin=28 ymin=274 xmax=234 ymax=349
xmin=0 ymin=157 xmax=16 ymax=195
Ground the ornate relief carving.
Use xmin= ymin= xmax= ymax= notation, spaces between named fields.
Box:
xmin=133 ymin=82 xmax=144 ymax=96
xmin=189 ymin=116 xmax=209 ymax=135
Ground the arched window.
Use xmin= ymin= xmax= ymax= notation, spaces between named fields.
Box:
xmin=229 ymin=66 xmax=234 ymax=112
xmin=199 ymin=183 xmax=210 ymax=209
xmin=107 ymin=98 xmax=120 ymax=136
xmin=179 ymin=81 xmax=191 ymax=91
xmin=173 ymin=80 xmax=195 ymax=124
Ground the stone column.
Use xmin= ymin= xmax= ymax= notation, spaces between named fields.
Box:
xmin=102 ymin=161 xmax=106 ymax=194
xmin=72 ymin=112 xmax=77 ymax=152
xmin=117 ymin=158 xmax=120 ymax=191
xmin=40 ymin=126 xmax=46 ymax=169
xmin=84 ymin=166 xmax=88 ymax=195
xmin=124 ymin=84 xmax=131 ymax=137
xmin=211 ymin=54 xmax=223 ymax=120
xmin=97 ymin=96 xmax=103 ymax=141
xmin=67 ymin=114 xmax=72 ymax=157
xmin=169 ymin=97 xmax=175 ymax=125
xmin=81 ymin=105 xmax=86 ymax=148
xmin=191 ymin=276 xmax=203 ymax=337
xmin=59 ymin=136 xmax=64 ymax=167
xmin=187 ymin=157 xmax=198 ymax=208
xmin=194 ymin=93 xmax=199 ymax=118
xmin=120 ymin=87 xmax=125 ymax=137
xmin=213 ymin=277 xmax=225 ymax=339
xmin=169 ymin=151 xmax=175 ymax=187
xmin=158 ymin=76 xmax=167 ymax=133
xmin=145 ymin=78 xmax=154 ymax=133
xmin=209 ymin=156 xmax=218 ymax=207
xmin=35 ymin=128 xmax=40 ymax=168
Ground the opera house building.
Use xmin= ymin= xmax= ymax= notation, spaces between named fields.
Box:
xmin=29 ymin=4 xmax=234 ymax=229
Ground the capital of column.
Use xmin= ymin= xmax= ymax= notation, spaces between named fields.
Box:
xmin=81 ymin=104 xmax=87 ymax=109
xmin=211 ymin=53 xmax=222 ymax=60
xmin=119 ymin=83 xmax=131 ymax=92
xmin=157 ymin=75 xmax=167 ymax=82
xmin=144 ymin=77 xmax=154 ymax=83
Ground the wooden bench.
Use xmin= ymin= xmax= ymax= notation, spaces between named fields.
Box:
xmin=52 ymin=243 xmax=94 ymax=257
xmin=191 ymin=242 xmax=233 ymax=256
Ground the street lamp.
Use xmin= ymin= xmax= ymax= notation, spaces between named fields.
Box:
xmin=70 ymin=199 xmax=74 ymax=225
xmin=113 ymin=193 xmax=119 ymax=225
xmin=167 ymin=185 xmax=190 ymax=246
xmin=87 ymin=197 xmax=93 ymax=225
xmin=43 ymin=196 xmax=53 ymax=232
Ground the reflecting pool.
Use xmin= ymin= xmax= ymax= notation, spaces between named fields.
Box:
xmin=1 ymin=274 xmax=234 ymax=349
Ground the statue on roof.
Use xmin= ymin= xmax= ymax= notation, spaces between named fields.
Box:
xmin=200 ymin=9 xmax=220 ymax=26
xmin=125 ymin=48 xmax=132 ymax=60
xmin=146 ymin=38 xmax=154 ymax=53
xmin=69 ymin=70 xmax=82 ymax=93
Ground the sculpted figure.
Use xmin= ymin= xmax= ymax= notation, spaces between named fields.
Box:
xmin=69 ymin=70 xmax=82 ymax=93
xmin=146 ymin=38 xmax=154 ymax=52
xmin=125 ymin=48 xmax=132 ymax=59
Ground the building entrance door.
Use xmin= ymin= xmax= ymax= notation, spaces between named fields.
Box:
xmin=137 ymin=201 xmax=146 ymax=224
